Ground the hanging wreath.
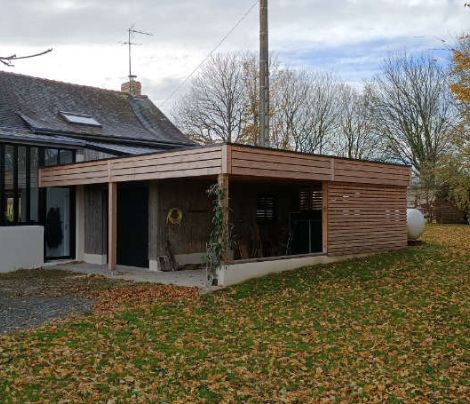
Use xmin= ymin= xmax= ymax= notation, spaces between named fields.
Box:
xmin=167 ymin=208 xmax=183 ymax=225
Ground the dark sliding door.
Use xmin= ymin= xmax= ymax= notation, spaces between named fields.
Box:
xmin=117 ymin=186 xmax=148 ymax=268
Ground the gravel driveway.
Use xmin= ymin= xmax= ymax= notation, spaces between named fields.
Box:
xmin=0 ymin=268 xmax=120 ymax=334
xmin=0 ymin=294 xmax=92 ymax=334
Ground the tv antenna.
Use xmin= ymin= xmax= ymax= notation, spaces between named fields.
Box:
xmin=121 ymin=26 xmax=153 ymax=83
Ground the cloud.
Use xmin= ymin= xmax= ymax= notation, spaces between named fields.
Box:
xmin=0 ymin=0 xmax=467 ymax=113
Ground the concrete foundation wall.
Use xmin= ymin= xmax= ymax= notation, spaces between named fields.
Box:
xmin=217 ymin=253 xmax=370 ymax=287
xmin=83 ymin=253 xmax=107 ymax=265
xmin=149 ymin=253 xmax=206 ymax=272
xmin=0 ymin=226 xmax=44 ymax=273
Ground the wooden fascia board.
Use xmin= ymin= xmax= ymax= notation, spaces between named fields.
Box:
xmin=221 ymin=144 xmax=232 ymax=175
xmin=38 ymin=144 xmax=411 ymax=188
xmin=39 ymin=145 xmax=225 ymax=188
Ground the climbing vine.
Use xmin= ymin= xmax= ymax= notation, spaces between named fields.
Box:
xmin=205 ymin=183 xmax=227 ymax=286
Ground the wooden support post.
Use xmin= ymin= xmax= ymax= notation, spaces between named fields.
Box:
xmin=218 ymin=174 xmax=230 ymax=263
xmin=108 ymin=182 xmax=117 ymax=271
xmin=148 ymin=181 xmax=160 ymax=271
xmin=322 ymin=182 xmax=329 ymax=254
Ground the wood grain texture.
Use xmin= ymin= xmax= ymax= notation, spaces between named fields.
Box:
xmin=108 ymin=182 xmax=117 ymax=271
xmin=322 ymin=182 xmax=328 ymax=253
xmin=228 ymin=145 xmax=410 ymax=186
xmin=39 ymin=144 xmax=410 ymax=188
xmin=148 ymin=182 xmax=160 ymax=261
xmin=157 ymin=179 xmax=213 ymax=256
xmin=84 ymin=185 xmax=107 ymax=255
xmin=230 ymin=146 xmax=332 ymax=182
xmin=327 ymin=182 xmax=408 ymax=256
xmin=39 ymin=146 xmax=224 ymax=187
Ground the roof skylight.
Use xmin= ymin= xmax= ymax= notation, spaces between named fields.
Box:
xmin=60 ymin=111 xmax=101 ymax=127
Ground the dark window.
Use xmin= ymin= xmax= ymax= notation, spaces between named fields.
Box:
xmin=0 ymin=144 xmax=3 ymax=222
xmin=4 ymin=145 xmax=14 ymax=223
xmin=59 ymin=149 xmax=74 ymax=165
xmin=256 ymin=195 xmax=275 ymax=223
xmin=45 ymin=148 xmax=59 ymax=166
xmin=0 ymin=144 xmax=75 ymax=226
xmin=299 ymin=189 xmax=322 ymax=211
xmin=18 ymin=146 xmax=27 ymax=222
xmin=30 ymin=147 xmax=39 ymax=222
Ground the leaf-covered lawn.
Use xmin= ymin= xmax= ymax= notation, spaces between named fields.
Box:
xmin=1 ymin=225 xmax=469 ymax=402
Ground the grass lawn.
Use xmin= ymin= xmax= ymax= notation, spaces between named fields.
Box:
xmin=0 ymin=225 xmax=469 ymax=402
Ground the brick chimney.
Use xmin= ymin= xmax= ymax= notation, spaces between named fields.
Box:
xmin=121 ymin=80 xmax=142 ymax=96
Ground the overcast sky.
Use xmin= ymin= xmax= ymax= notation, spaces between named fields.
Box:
xmin=1 ymin=0 xmax=468 ymax=113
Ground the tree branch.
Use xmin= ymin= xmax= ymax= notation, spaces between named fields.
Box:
xmin=0 ymin=48 xmax=53 ymax=67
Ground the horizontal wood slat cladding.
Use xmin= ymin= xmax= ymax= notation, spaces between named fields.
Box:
xmin=39 ymin=144 xmax=410 ymax=188
xmin=327 ymin=182 xmax=407 ymax=256
xmin=230 ymin=147 xmax=332 ymax=181
xmin=229 ymin=145 xmax=410 ymax=187
xmin=39 ymin=146 xmax=224 ymax=187
xmin=333 ymin=160 xmax=409 ymax=186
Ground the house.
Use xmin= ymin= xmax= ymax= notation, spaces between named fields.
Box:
xmin=1 ymin=71 xmax=411 ymax=284
xmin=0 ymin=71 xmax=193 ymax=272
xmin=39 ymin=144 xmax=410 ymax=286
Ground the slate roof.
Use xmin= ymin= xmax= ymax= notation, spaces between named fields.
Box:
xmin=84 ymin=140 xmax=163 ymax=156
xmin=0 ymin=71 xmax=193 ymax=150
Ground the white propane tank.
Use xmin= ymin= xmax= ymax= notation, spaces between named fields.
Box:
xmin=407 ymin=208 xmax=426 ymax=240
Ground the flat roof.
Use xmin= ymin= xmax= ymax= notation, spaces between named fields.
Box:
xmin=39 ymin=143 xmax=411 ymax=188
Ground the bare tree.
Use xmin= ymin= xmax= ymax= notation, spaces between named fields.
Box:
xmin=239 ymin=53 xmax=282 ymax=146
xmin=335 ymin=84 xmax=381 ymax=160
xmin=173 ymin=52 xmax=282 ymax=145
xmin=173 ymin=53 xmax=248 ymax=144
xmin=370 ymin=53 xmax=458 ymax=177
xmin=173 ymin=53 xmax=365 ymax=158
xmin=270 ymin=69 xmax=310 ymax=150
xmin=288 ymin=73 xmax=342 ymax=154
xmin=240 ymin=54 xmax=260 ymax=145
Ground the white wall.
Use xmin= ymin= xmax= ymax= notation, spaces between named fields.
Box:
xmin=0 ymin=226 xmax=44 ymax=273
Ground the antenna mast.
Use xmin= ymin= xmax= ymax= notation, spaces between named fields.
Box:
xmin=122 ymin=26 xmax=153 ymax=83
xmin=259 ymin=0 xmax=270 ymax=147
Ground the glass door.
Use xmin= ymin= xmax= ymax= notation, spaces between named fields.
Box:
xmin=44 ymin=187 xmax=74 ymax=260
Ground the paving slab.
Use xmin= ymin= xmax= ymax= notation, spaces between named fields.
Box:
xmin=52 ymin=262 xmax=208 ymax=288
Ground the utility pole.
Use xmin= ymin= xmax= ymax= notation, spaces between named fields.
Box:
xmin=259 ymin=0 xmax=270 ymax=147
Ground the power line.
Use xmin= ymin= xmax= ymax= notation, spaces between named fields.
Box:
xmin=161 ymin=0 xmax=259 ymax=107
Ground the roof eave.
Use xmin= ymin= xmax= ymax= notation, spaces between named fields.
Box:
xmin=31 ymin=128 xmax=195 ymax=149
